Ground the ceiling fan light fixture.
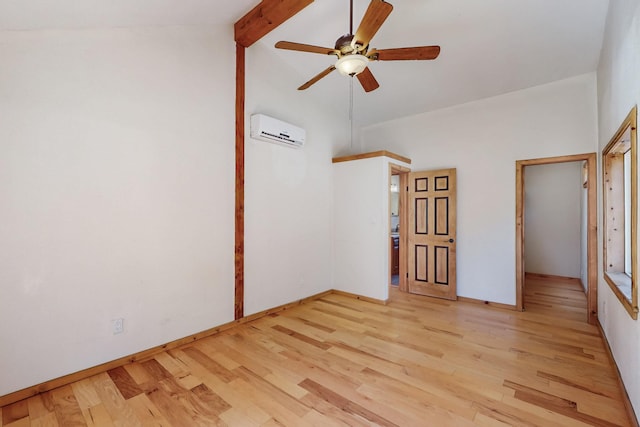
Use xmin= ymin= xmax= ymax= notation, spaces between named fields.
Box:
xmin=335 ymin=54 xmax=369 ymax=76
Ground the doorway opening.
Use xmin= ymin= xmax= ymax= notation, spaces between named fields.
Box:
xmin=515 ymin=153 xmax=597 ymax=324
xmin=389 ymin=164 xmax=410 ymax=292
xmin=390 ymin=174 xmax=400 ymax=286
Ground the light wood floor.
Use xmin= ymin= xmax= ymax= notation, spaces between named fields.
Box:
xmin=1 ymin=279 xmax=633 ymax=426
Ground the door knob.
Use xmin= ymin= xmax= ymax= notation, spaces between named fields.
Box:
xmin=448 ymin=238 xmax=454 ymax=243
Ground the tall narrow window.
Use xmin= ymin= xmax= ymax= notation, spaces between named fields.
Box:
xmin=603 ymin=106 xmax=638 ymax=319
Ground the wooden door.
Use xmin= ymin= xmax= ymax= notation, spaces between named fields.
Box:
xmin=407 ymin=168 xmax=457 ymax=299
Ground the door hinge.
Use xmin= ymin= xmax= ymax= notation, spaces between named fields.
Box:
xmin=406 ymin=273 xmax=409 ymax=278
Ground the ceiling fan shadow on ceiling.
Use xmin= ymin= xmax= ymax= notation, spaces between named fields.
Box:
xmin=275 ymin=0 xmax=441 ymax=93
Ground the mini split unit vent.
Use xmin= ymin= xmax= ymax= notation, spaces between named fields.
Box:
xmin=250 ymin=114 xmax=305 ymax=148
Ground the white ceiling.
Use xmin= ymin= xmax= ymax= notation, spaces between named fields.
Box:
xmin=0 ymin=0 xmax=609 ymax=127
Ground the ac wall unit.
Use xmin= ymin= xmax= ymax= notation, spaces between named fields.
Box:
xmin=250 ymin=114 xmax=305 ymax=148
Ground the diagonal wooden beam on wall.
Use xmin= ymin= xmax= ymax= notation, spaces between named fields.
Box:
xmin=235 ymin=0 xmax=314 ymax=47
xmin=234 ymin=0 xmax=314 ymax=319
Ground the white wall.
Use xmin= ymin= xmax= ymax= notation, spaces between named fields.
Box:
xmin=333 ymin=156 xmax=409 ymax=302
xmin=0 ymin=27 xmax=237 ymax=395
xmin=524 ymin=162 xmax=583 ymax=278
xmin=361 ymin=74 xmax=598 ymax=305
xmin=596 ymin=0 xmax=640 ymax=416
xmin=0 ymin=24 xmax=347 ymax=396
xmin=243 ymin=41 xmax=349 ymax=315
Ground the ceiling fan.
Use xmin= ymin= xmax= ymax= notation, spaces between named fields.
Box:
xmin=275 ymin=0 xmax=441 ymax=93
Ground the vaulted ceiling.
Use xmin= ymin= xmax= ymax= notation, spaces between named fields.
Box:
xmin=0 ymin=0 xmax=609 ymax=127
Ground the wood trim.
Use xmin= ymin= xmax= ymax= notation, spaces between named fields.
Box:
xmin=390 ymin=164 xmax=411 ymax=173
xmin=389 ymin=164 xmax=409 ymax=292
xmin=399 ymin=172 xmax=409 ymax=292
xmin=515 ymin=161 xmax=525 ymax=312
xmin=232 ymin=0 xmax=315 ymax=320
xmin=601 ymin=106 xmax=638 ymax=320
xmin=587 ymin=153 xmax=598 ymax=324
xmin=331 ymin=290 xmax=388 ymax=305
xmin=388 ymin=165 xmax=394 ymax=288
xmin=517 ymin=153 xmax=596 ymax=166
xmin=597 ymin=320 xmax=640 ymax=427
xmin=515 ymin=153 xmax=598 ymax=324
xmin=0 ymin=290 xmax=334 ymax=408
xmin=234 ymin=0 xmax=314 ymax=48
xmin=457 ymin=296 xmax=518 ymax=311
xmin=332 ymin=150 xmax=412 ymax=164
xmin=235 ymin=43 xmax=245 ymax=320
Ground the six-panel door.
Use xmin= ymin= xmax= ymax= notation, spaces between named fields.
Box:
xmin=407 ymin=168 xmax=457 ymax=300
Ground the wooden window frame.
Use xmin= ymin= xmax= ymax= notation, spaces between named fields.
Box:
xmin=602 ymin=106 xmax=638 ymax=320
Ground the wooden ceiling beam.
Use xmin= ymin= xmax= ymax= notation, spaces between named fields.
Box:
xmin=235 ymin=0 xmax=314 ymax=48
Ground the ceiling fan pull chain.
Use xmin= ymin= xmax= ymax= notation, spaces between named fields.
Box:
xmin=350 ymin=77 xmax=354 ymax=152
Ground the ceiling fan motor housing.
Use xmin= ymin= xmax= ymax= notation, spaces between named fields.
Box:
xmin=335 ymin=34 xmax=362 ymax=55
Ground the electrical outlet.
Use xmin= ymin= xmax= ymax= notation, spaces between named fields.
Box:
xmin=112 ymin=318 xmax=124 ymax=335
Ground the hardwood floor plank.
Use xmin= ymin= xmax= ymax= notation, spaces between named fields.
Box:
xmin=125 ymin=394 xmax=171 ymax=427
xmin=179 ymin=347 xmax=237 ymax=383
xmin=4 ymin=417 xmax=30 ymax=427
xmin=30 ymin=412 xmax=58 ymax=427
xmin=472 ymin=411 xmax=513 ymax=427
xmin=1 ymin=277 xmax=633 ymax=426
xmin=506 ymin=381 xmax=627 ymax=427
xmin=151 ymin=373 xmax=225 ymax=426
xmin=497 ymin=395 xmax=590 ymax=427
xmin=143 ymin=381 xmax=196 ymax=427
xmin=218 ymin=408 xmax=261 ymax=427
xmin=299 ymin=378 xmax=397 ymax=427
xmin=190 ymin=383 xmax=231 ymax=416
xmin=25 ymin=396 xmax=51 ymax=421
xmin=270 ymin=325 xmax=331 ymax=350
xmin=168 ymin=349 xmax=271 ymax=423
xmin=122 ymin=364 xmax=154 ymax=386
xmin=90 ymin=374 xmax=140 ymax=427
xmin=232 ymin=367 xmax=309 ymax=418
xmin=80 ymin=404 xmax=114 ymax=427
xmin=358 ymin=367 xmax=477 ymax=420
xmin=2 ymin=401 xmax=28 ymax=425
xmin=106 ymin=367 xmax=142 ymax=400
xmin=70 ymin=380 xmax=101 ymax=410
xmin=299 ymin=392 xmax=371 ymax=426
xmin=49 ymin=386 xmax=86 ymax=427
xmin=227 ymin=377 xmax=311 ymax=427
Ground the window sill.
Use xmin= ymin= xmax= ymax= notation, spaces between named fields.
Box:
xmin=606 ymin=272 xmax=632 ymax=300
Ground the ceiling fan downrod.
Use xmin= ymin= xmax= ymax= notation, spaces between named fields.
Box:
xmin=350 ymin=0 xmax=354 ymax=35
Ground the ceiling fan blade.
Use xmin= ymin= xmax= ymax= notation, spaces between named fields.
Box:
xmin=298 ymin=66 xmax=337 ymax=90
xmin=356 ymin=67 xmax=380 ymax=92
xmin=275 ymin=41 xmax=339 ymax=56
xmin=352 ymin=0 xmax=393 ymax=51
xmin=370 ymin=46 xmax=441 ymax=61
